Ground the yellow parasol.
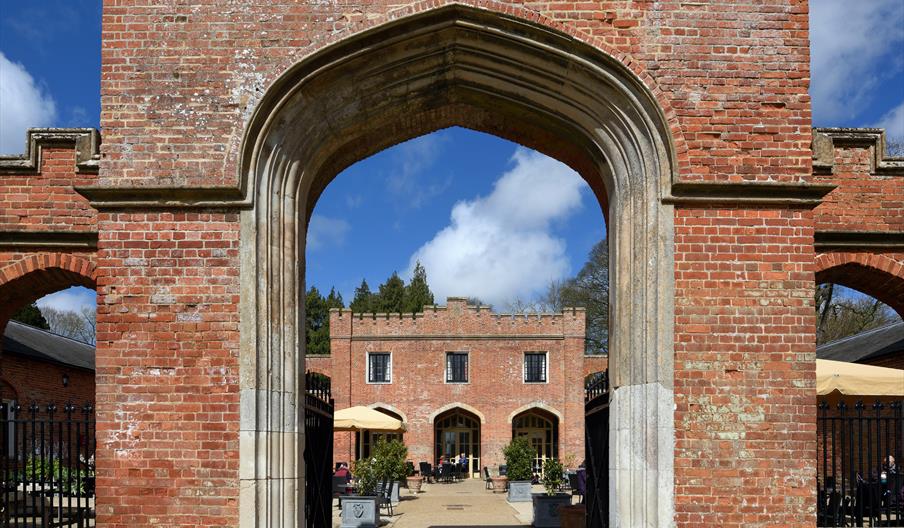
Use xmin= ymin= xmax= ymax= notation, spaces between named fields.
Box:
xmin=333 ymin=406 xmax=406 ymax=432
xmin=816 ymin=359 xmax=904 ymax=397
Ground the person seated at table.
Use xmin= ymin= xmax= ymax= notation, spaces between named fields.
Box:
xmin=459 ymin=452 xmax=467 ymax=473
xmin=334 ymin=462 xmax=351 ymax=483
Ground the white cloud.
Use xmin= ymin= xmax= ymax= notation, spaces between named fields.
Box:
xmin=408 ymin=148 xmax=585 ymax=307
xmin=0 ymin=52 xmax=57 ymax=154
xmin=36 ymin=286 xmax=96 ymax=313
xmin=810 ymin=0 xmax=904 ymax=124
xmin=875 ymin=100 xmax=904 ymax=140
xmin=386 ymin=133 xmax=452 ymax=208
xmin=307 ymin=214 xmax=350 ymax=251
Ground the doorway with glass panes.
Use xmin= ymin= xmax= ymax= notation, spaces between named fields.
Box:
xmin=434 ymin=407 xmax=480 ymax=478
xmin=512 ymin=408 xmax=559 ymax=475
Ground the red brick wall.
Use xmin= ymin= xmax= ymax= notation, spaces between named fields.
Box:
xmin=0 ymin=353 xmax=95 ymax=409
xmin=582 ymin=355 xmax=608 ymax=378
xmin=674 ymin=207 xmax=817 ymax=527
xmin=0 ymin=147 xmax=97 ymax=233
xmin=329 ymin=299 xmax=586 ymax=470
xmin=94 ymin=211 xmax=240 ymax=528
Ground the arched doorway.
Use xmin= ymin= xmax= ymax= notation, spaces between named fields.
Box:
xmin=512 ymin=409 xmax=559 ymax=474
xmin=240 ymin=5 xmax=677 ymax=525
xmin=433 ymin=408 xmax=481 ymax=478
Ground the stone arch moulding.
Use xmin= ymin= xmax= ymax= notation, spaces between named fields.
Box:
xmin=238 ymin=5 xmax=677 ymax=527
xmin=507 ymin=402 xmax=564 ymax=424
xmin=815 ymin=252 xmax=904 ymax=317
xmin=427 ymin=403 xmax=487 ymax=425
xmin=368 ymin=403 xmax=409 ymax=424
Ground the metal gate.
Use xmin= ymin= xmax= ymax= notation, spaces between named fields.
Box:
xmin=0 ymin=402 xmax=95 ymax=527
xmin=303 ymin=371 xmax=334 ymax=528
xmin=585 ymin=370 xmax=609 ymax=528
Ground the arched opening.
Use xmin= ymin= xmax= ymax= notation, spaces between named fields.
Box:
xmin=815 ymin=255 xmax=904 ymax=319
xmin=239 ymin=5 xmax=676 ymax=525
xmin=433 ymin=407 xmax=481 ymax=478
xmin=356 ymin=406 xmax=405 ymax=460
xmin=512 ymin=408 xmax=559 ymax=474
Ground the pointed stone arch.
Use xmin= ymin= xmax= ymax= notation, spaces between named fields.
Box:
xmin=368 ymin=403 xmax=409 ymax=424
xmin=427 ymin=402 xmax=486 ymax=425
xmin=506 ymin=402 xmax=564 ymax=424
xmin=238 ymin=4 xmax=677 ymax=526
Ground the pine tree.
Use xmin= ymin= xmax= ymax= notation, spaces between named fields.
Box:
xmin=377 ymin=272 xmax=406 ymax=313
xmin=326 ymin=287 xmax=344 ymax=311
xmin=305 ymin=286 xmax=331 ymax=355
xmin=350 ymin=279 xmax=375 ymax=313
xmin=403 ymin=261 xmax=435 ymax=313
xmin=10 ymin=303 xmax=50 ymax=330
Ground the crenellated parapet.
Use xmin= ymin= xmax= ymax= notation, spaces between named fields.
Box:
xmin=329 ymin=297 xmax=586 ymax=340
xmin=0 ymin=128 xmax=100 ymax=175
xmin=812 ymin=127 xmax=904 ymax=176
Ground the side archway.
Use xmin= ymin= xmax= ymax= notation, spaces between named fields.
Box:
xmin=815 ymin=253 xmax=904 ymax=317
xmin=368 ymin=403 xmax=409 ymax=425
xmin=239 ymin=5 xmax=676 ymax=526
xmin=0 ymin=254 xmax=97 ymax=334
xmin=507 ymin=402 xmax=564 ymax=424
xmin=428 ymin=402 xmax=486 ymax=425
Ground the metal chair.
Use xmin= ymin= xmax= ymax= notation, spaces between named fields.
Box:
xmin=419 ymin=462 xmax=432 ymax=483
xmin=378 ymin=480 xmax=393 ymax=516
xmin=484 ymin=466 xmax=492 ymax=490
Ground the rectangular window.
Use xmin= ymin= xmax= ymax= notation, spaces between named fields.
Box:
xmin=524 ymin=352 xmax=547 ymax=383
xmin=446 ymin=352 xmax=468 ymax=383
xmin=368 ymin=352 xmax=391 ymax=383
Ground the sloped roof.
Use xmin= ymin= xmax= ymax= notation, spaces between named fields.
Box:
xmin=2 ymin=321 xmax=95 ymax=371
xmin=816 ymin=321 xmax=904 ymax=364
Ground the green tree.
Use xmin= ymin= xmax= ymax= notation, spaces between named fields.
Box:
xmin=816 ymin=284 xmax=896 ymax=345
xmin=402 ymin=261 xmax=435 ymax=313
xmin=305 ymin=287 xmax=329 ymax=355
xmin=544 ymin=239 xmax=609 ymax=355
xmin=350 ymin=279 xmax=375 ymax=313
xmin=376 ymin=272 xmax=406 ymax=313
xmin=10 ymin=303 xmax=50 ymax=330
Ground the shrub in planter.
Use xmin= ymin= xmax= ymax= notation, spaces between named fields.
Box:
xmin=532 ymin=458 xmax=571 ymax=527
xmin=372 ymin=438 xmax=407 ymax=504
xmin=342 ymin=458 xmax=380 ymax=528
xmin=503 ymin=437 xmax=535 ymax=503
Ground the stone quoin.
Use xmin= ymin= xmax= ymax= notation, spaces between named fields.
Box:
xmin=0 ymin=2 xmax=901 ymax=527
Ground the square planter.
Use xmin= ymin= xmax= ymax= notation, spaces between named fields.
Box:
xmin=531 ymin=493 xmax=572 ymax=527
xmin=390 ymin=481 xmax=401 ymax=505
xmin=340 ymin=495 xmax=380 ymax=528
xmin=507 ymin=480 xmax=533 ymax=502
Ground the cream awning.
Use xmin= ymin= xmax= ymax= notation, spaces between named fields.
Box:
xmin=816 ymin=359 xmax=904 ymax=397
xmin=333 ymin=406 xmax=406 ymax=432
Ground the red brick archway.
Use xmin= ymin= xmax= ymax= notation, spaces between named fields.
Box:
xmin=0 ymin=253 xmax=97 ymax=333
xmin=815 ymin=253 xmax=904 ymax=317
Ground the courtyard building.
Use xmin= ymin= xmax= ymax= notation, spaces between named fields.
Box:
xmin=315 ymin=297 xmax=604 ymax=472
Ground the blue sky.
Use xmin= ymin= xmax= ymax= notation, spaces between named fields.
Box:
xmin=1 ymin=0 xmax=902 ymax=312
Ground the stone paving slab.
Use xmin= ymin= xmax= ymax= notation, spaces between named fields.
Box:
xmin=332 ymin=478 xmax=546 ymax=527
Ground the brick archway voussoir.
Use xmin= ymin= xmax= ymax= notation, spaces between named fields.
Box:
xmin=815 ymin=252 xmax=904 ymax=317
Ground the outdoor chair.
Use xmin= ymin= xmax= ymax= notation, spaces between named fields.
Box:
xmin=419 ymin=462 xmax=432 ymax=483
xmin=442 ymin=462 xmax=454 ymax=483
xmin=568 ymin=472 xmax=583 ymax=500
xmin=484 ymin=466 xmax=492 ymax=490
xmin=378 ymin=480 xmax=394 ymax=516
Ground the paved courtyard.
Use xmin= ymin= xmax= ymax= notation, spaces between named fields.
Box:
xmin=332 ymin=478 xmax=570 ymax=527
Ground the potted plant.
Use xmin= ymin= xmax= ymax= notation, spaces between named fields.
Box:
xmin=489 ymin=464 xmax=508 ymax=493
xmin=532 ymin=458 xmax=571 ymax=527
xmin=340 ymin=457 xmax=380 ymax=528
xmin=371 ymin=438 xmax=407 ymax=505
xmin=405 ymin=461 xmax=423 ymax=494
xmin=503 ymin=436 xmax=535 ymax=502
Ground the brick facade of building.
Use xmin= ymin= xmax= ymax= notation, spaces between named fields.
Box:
xmin=323 ymin=298 xmax=591 ymax=471
xmin=0 ymin=2 xmax=901 ymax=526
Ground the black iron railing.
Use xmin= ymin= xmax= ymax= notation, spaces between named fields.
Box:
xmin=303 ymin=371 xmax=334 ymax=528
xmin=818 ymin=399 xmax=903 ymax=527
xmin=585 ymin=370 xmax=609 ymax=528
xmin=0 ymin=401 xmax=95 ymax=528
xmin=585 ymin=370 xmax=609 ymax=403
